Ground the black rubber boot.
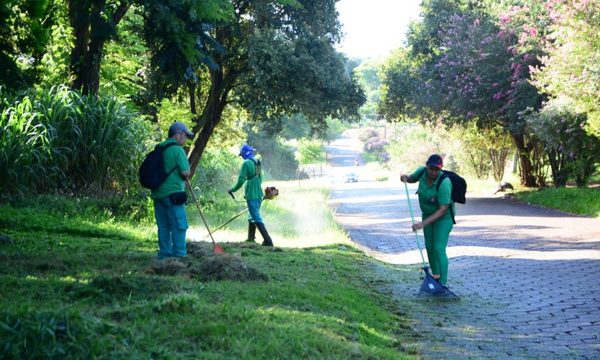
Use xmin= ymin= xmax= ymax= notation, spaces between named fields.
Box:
xmin=255 ymin=222 xmax=273 ymax=247
xmin=246 ymin=222 xmax=256 ymax=242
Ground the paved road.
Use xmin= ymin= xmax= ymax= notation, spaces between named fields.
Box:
xmin=327 ymin=130 xmax=600 ymax=359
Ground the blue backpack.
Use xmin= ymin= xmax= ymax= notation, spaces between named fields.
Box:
xmin=139 ymin=142 xmax=178 ymax=190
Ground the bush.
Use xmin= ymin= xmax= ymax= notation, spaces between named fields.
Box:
xmin=248 ymin=131 xmax=299 ymax=180
xmin=0 ymin=86 xmax=151 ymax=197
xmin=527 ymin=98 xmax=600 ymax=187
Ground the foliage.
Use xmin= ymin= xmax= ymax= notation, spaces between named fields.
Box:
xmin=247 ymin=131 xmax=299 ymax=181
xmin=379 ymin=0 xmax=585 ymax=187
xmin=139 ymin=0 xmax=232 ymax=105
xmin=386 ymin=123 xmax=458 ymax=173
xmin=37 ymin=0 xmax=72 ymax=88
xmin=530 ymin=0 xmax=600 ymax=139
xmin=323 ymin=116 xmax=351 ymax=143
xmin=281 ymin=113 xmax=311 ymax=140
xmin=526 ymin=97 xmax=600 ymax=187
xmin=296 ymin=139 xmax=325 ymax=165
xmin=514 ymin=187 xmax=600 ymax=217
xmin=0 ymin=0 xmax=54 ymax=90
xmin=181 ymin=0 xmax=365 ymax=173
xmin=354 ymin=58 xmax=384 ymax=121
xmin=378 ymin=48 xmax=430 ymax=122
xmin=191 ymin=146 xmax=239 ymax=195
xmin=358 ymin=127 xmax=390 ymax=166
xmin=100 ymin=6 xmax=148 ymax=104
xmin=0 ymin=86 xmax=151 ymax=196
xmin=358 ymin=127 xmax=379 ymax=142
xmin=243 ymin=30 xmax=365 ymax=136
xmin=450 ymin=122 xmax=513 ymax=181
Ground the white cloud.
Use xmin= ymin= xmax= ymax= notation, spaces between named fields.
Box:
xmin=336 ymin=0 xmax=421 ymax=59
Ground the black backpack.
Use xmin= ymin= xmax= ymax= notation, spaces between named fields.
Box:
xmin=139 ymin=142 xmax=178 ymax=190
xmin=418 ymin=168 xmax=467 ymax=223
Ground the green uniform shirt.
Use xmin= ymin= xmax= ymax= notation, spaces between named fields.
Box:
xmin=231 ymin=158 xmax=263 ymax=200
xmin=410 ymin=165 xmax=454 ymax=219
xmin=150 ymin=138 xmax=190 ymax=199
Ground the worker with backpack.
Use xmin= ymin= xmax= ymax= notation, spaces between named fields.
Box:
xmin=228 ymin=143 xmax=274 ymax=247
xmin=400 ymin=154 xmax=466 ymax=295
xmin=139 ymin=122 xmax=194 ymax=258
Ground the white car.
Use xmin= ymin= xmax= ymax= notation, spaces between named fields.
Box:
xmin=345 ymin=172 xmax=358 ymax=183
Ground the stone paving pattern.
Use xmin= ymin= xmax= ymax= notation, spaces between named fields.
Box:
xmin=326 ymin=132 xmax=600 ymax=359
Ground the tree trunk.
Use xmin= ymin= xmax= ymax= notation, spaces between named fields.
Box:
xmin=187 ymin=68 xmax=234 ymax=174
xmin=68 ymin=0 xmax=129 ymax=96
xmin=68 ymin=0 xmax=91 ymax=92
xmin=188 ymin=83 xmax=197 ymax=115
xmin=511 ymin=133 xmax=537 ymax=187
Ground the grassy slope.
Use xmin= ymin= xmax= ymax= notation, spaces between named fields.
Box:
xmin=513 ymin=187 xmax=600 ymax=217
xmin=0 ymin=187 xmax=419 ymax=359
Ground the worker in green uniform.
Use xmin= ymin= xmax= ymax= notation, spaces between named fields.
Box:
xmin=228 ymin=144 xmax=274 ymax=247
xmin=151 ymin=122 xmax=193 ymax=258
xmin=400 ymin=154 xmax=454 ymax=291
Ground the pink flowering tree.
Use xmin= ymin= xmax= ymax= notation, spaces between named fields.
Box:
xmin=531 ymin=0 xmax=600 ymax=138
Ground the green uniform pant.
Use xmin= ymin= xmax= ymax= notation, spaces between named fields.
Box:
xmin=422 ymin=215 xmax=453 ymax=285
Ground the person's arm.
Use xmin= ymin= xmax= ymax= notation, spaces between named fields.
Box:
xmin=175 ymin=147 xmax=191 ymax=179
xmin=400 ymin=174 xmax=417 ymax=183
xmin=401 ymin=166 xmax=425 ymax=183
xmin=230 ymin=160 xmax=250 ymax=193
xmin=412 ymin=177 xmax=452 ymax=231
xmin=412 ymin=205 xmax=449 ymax=231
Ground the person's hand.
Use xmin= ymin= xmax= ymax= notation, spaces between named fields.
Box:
xmin=227 ymin=189 xmax=235 ymax=199
xmin=400 ymin=175 xmax=408 ymax=183
xmin=412 ymin=222 xmax=424 ymax=231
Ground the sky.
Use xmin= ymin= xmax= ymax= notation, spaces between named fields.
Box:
xmin=335 ymin=0 xmax=422 ymax=60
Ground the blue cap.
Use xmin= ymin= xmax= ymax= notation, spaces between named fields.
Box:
xmin=239 ymin=144 xmax=255 ymax=159
xmin=168 ymin=122 xmax=194 ymax=138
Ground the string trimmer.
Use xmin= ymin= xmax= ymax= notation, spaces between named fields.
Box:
xmin=403 ymin=181 xmax=459 ymax=299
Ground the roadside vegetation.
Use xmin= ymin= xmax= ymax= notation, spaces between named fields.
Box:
xmin=513 ymin=187 xmax=600 ymax=217
xmin=0 ymin=184 xmax=420 ymax=359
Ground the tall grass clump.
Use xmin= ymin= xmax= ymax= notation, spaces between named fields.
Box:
xmin=0 ymin=85 xmax=151 ymax=197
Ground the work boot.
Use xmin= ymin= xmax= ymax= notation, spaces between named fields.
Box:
xmin=246 ymin=222 xmax=256 ymax=242
xmin=255 ymin=222 xmax=274 ymax=247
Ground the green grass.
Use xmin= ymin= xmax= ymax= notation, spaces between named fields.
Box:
xmin=0 ymin=188 xmax=419 ymax=359
xmin=513 ymin=187 xmax=600 ymax=217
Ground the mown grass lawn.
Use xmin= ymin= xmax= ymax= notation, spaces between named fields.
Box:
xmin=0 ymin=188 xmax=420 ymax=359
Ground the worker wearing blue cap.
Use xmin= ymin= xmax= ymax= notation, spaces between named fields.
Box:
xmin=228 ymin=144 xmax=274 ymax=247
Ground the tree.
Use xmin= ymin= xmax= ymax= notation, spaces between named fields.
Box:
xmin=354 ymin=58 xmax=383 ymax=121
xmin=67 ymin=0 xmax=131 ymax=95
xmin=380 ymin=0 xmax=552 ymax=186
xmin=530 ymin=0 xmax=600 ymax=139
xmin=527 ymin=97 xmax=600 ymax=187
xmin=0 ymin=0 xmax=55 ymax=89
xmin=174 ymin=0 xmax=365 ymax=174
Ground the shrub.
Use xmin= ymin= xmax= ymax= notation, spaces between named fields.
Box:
xmin=0 ymin=86 xmax=151 ymax=197
xmin=527 ymin=98 xmax=600 ymax=187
